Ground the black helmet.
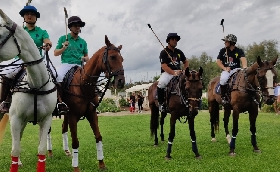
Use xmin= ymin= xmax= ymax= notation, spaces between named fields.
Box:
xmin=166 ymin=33 xmax=180 ymax=43
xmin=221 ymin=34 xmax=237 ymax=43
xmin=68 ymin=16 xmax=85 ymax=28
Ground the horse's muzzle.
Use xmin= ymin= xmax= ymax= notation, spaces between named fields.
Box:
xmin=116 ymin=77 xmax=125 ymax=89
xmin=264 ymin=95 xmax=275 ymax=105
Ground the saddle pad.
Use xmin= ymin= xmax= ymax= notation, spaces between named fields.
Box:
xmin=63 ymin=65 xmax=79 ymax=90
xmin=215 ymin=82 xmax=221 ymax=95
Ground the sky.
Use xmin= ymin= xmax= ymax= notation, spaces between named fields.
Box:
xmin=1 ymin=0 xmax=280 ymax=83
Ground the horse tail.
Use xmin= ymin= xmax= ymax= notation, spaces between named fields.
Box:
xmin=150 ymin=103 xmax=159 ymax=137
xmin=0 ymin=114 xmax=9 ymax=145
xmin=212 ymin=101 xmax=220 ymax=133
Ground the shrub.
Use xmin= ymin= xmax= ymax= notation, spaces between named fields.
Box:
xmin=201 ymin=97 xmax=208 ymax=110
xmin=261 ymin=104 xmax=275 ymax=113
xmin=97 ymin=98 xmax=120 ymax=113
xmin=119 ymin=97 xmax=130 ymax=107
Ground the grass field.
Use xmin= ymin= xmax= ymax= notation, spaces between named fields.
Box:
xmin=1 ymin=111 xmax=280 ymax=172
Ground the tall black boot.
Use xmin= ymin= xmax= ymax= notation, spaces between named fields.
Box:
xmin=220 ymin=85 xmax=229 ymax=106
xmin=0 ymin=77 xmax=13 ymax=114
xmin=157 ymin=87 xmax=166 ymax=112
xmin=56 ymin=83 xmax=69 ymax=115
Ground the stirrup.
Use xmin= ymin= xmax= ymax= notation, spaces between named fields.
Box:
xmin=57 ymin=102 xmax=69 ymax=114
xmin=0 ymin=101 xmax=10 ymax=113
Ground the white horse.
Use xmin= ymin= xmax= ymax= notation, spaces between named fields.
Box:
xmin=0 ymin=9 xmax=56 ymax=172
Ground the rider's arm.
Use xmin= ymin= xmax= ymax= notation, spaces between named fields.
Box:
xmin=182 ymin=60 xmax=189 ymax=70
xmin=54 ymin=36 xmax=67 ymax=56
xmin=240 ymin=57 xmax=247 ymax=68
xmin=161 ymin=63 xmax=176 ymax=75
xmin=179 ymin=50 xmax=189 ymax=70
xmin=217 ymin=59 xmax=227 ymax=71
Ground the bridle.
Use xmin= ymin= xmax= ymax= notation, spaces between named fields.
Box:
xmin=0 ymin=22 xmax=21 ymax=56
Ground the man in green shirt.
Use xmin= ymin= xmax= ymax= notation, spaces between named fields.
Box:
xmin=0 ymin=5 xmax=52 ymax=114
xmin=54 ymin=16 xmax=89 ymax=114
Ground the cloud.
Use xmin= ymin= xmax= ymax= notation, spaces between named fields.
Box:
xmin=1 ymin=0 xmax=280 ymax=83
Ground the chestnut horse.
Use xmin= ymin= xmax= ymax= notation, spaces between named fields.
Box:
xmin=50 ymin=35 xmax=124 ymax=172
xmin=208 ymin=56 xmax=277 ymax=156
xmin=149 ymin=67 xmax=203 ymax=160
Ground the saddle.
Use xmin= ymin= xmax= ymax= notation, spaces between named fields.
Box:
xmin=63 ymin=65 xmax=80 ymax=90
xmin=215 ymin=69 xmax=241 ymax=95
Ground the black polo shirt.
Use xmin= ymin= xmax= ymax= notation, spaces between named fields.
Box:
xmin=159 ymin=47 xmax=187 ymax=73
xmin=217 ymin=47 xmax=245 ymax=69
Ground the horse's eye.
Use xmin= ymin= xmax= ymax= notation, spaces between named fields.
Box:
xmin=110 ymin=56 xmax=116 ymax=60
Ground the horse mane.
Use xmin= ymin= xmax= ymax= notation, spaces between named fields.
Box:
xmin=245 ymin=62 xmax=259 ymax=75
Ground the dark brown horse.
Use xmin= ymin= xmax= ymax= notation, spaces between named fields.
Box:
xmin=51 ymin=35 xmax=124 ymax=172
xmin=208 ymin=56 xmax=277 ymax=156
xmin=149 ymin=67 xmax=203 ymax=160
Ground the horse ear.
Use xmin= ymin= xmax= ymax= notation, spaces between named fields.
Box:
xmin=257 ymin=56 xmax=263 ymax=67
xmin=185 ymin=67 xmax=190 ymax=76
xmin=118 ymin=45 xmax=122 ymax=50
xmin=105 ymin=35 xmax=112 ymax=47
xmin=199 ymin=66 xmax=203 ymax=76
xmin=272 ymin=55 xmax=278 ymax=65
xmin=0 ymin=9 xmax=12 ymax=24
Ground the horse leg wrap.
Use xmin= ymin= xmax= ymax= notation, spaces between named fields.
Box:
xmin=191 ymin=140 xmax=198 ymax=153
xmin=47 ymin=134 xmax=52 ymax=150
xmin=10 ymin=156 xmax=19 ymax=172
xmin=166 ymin=141 xmax=172 ymax=155
xmin=62 ymin=132 xmax=69 ymax=150
xmin=251 ymin=134 xmax=257 ymax=146
xmin=96 ymin=141 xmax=104 ymax=160
xmin=36 ymin=155 xmax=46 ymax=172
xmin=229 ymin=136 xmax=236 ymax=149
xmin=72 ymin=149 xmax=78 ymax=167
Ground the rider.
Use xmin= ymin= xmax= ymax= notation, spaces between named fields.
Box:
xmin=0 ymin=5 xmax=52 ymax=114
xmin=217 ymin=34 xmax=247 ymax=106
xmin=54 ymin=16 xmax=89 ymax=114
xmin=157 ymin=33 xmax=189 ymax=112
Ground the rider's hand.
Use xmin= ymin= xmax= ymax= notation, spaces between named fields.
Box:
xmin=81 ymin=56 xmax=89 ymax=62
xmin=62 ymin=41 xmax=69 ymax=49
xmin=223 ymin=67 xmax=230 ymax=72
xmin=43 ymin=43 xmax=52 ymax=51
xmin=173 ymin=70 xmax=181 ymax=76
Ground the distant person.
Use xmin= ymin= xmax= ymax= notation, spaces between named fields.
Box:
xmin=129 ymin=92 xmax=136 ymax=113
xmin=137 ymin=93 xmax=144 ymax=113
xmin=274 ymin=83 xmax=280 ymax=115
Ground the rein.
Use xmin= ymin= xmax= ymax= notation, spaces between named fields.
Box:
xmin=0 ymin=22 xmax=21 ymax=56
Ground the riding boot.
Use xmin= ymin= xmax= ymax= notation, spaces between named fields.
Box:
xmin=56 ymin=83 xmax=69 ymax=115
xmin=220 ymin=85 xmax=229 ymax=106
xmin=0 ymin=77 xmax=13 ymax=114
xmin=157 ymin=87 xmax=166 ymax=113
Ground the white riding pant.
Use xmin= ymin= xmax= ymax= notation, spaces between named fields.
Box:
xmin=56 ymin=64 xmax=80 ymax=82
xmin=157 ymin=72 xmax=174 ymax=89
xmin=220 ymin=68 xmax=240 ymax=85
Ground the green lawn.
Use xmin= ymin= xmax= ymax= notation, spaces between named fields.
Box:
xmin=1 ymin=112 xmax=280 ymax=172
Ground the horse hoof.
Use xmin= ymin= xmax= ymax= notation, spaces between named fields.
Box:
xmin=154 ymin=144 xmax=158 ymax=147
xmin=211 ymin=138 xmax=217 ymax=142
xmin=228 ymin=152 xmax=236 ymax=156
xmin=98 ymin=167 xmax=107 ymax=171
xmin=65 ymin=150 xmax=72 ymax=157
xmin=195 ymin=155 xmax=202 ymax=160
xmin=73 ymin=167 xmax=80 ymax=172
xmin=48 ymin=153 xmax=53 ymax=158
xmin=254 ymin=149 xmax=261 ymax=153
xmin=165 ymin=156 xmax=171 ymax=160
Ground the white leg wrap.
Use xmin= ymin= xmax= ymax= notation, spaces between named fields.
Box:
xmin=47 ymin=134 xmax=52 ymax=150
xmin=62 ymin=132 xmax=69 ymax=150
xmin=96 ymin=141 xmax=104 ymax=160
xmin=72 ymin=149 xmax=78 ymax=167
xmin=18 ymin=157 xmax=22 ymax=166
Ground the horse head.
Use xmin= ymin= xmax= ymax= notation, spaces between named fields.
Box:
xmin=182 ymin=67 xmax=203 ymax=116
xmin=256 ymin=56 xmax=278 ymax=105
xmin=0 ymin=9 xmax=22 ymax=62
xmin=101 ymin=35 xmax=125 ymax=89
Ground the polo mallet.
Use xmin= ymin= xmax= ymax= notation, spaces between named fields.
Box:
xmin=220 ymin=19 xmax=229 ymax=64
xmin=64 ymin=7 xmax=68 ymax=41
xmin=26 ymin=0 xmax=32 ymax=6
xmin=147 ymin=24 xmax=175 ymax=65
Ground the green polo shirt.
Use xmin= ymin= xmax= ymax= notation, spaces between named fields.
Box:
xmin=24 ymin=26 xmax=49 ymax=55
xmin=55 ymin=33 xmax=88 ymax=65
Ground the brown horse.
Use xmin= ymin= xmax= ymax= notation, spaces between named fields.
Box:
xmin=149 ymin=67 xmax=203 ymax=160
xmin=208 ymin=56 xmax=277 ymax=156
xmin=50 ymin=35 xmax=124 ymax=171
